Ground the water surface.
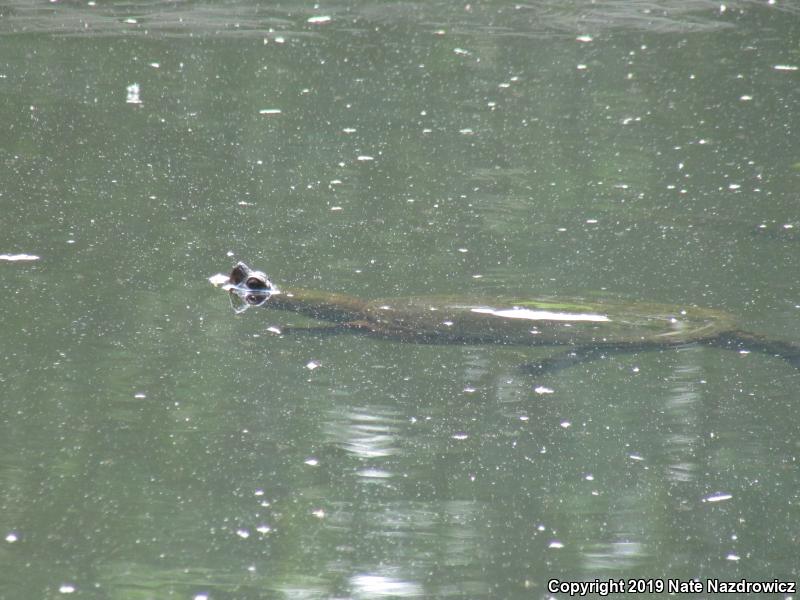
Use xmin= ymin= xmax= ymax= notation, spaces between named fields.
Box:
xmin=1 ymin=1 xmax=798 ymax=598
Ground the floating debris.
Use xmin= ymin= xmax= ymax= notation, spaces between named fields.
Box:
xmin=126 ymin=83 xmax=142 ymax=104
xmin=703 ymin=492 xmax=733 ymax=503
xmin=0 ymin=254 xmax=39 ymax=261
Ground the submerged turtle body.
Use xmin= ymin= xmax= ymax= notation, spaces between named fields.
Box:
xmin=358 ymin=296 xmax=737 ymax=347
xmin=212 ymin=262 xmax=799 ymax=366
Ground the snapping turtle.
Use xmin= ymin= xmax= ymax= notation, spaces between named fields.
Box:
xmin=210 ymin=262 xmax=800 ymax=369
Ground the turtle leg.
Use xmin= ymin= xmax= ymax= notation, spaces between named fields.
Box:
xmin=268 ymin=321 xmax=375 ymax=337
xmin=519 ymin=347 xmax=612 ymax=376
xmin=519 ymin=343 xmax=665 ymax=376
xmin=711 ymin=330 xmax=800 ymax=368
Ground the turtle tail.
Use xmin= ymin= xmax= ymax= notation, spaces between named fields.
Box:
xmin=712 ymin=330 xmax=800 ymax=369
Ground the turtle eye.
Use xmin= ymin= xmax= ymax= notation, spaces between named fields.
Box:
xmin=246 ymin=276 xmax=268 ymax=290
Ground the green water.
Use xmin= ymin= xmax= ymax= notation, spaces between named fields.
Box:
xmin=1 ymin=1 xmax=798 ymax=598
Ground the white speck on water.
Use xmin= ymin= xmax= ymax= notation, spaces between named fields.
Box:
xmin=560 ymin=421 xmax=571 ymax=429
xmin=442 ymin=320 xmax=454 ymax=326
xmin=134 ymin=392 xmax=146 ymax=399
xmin=783 ymin=223 xmax=794 ymax=229
xmin=773 ymin=64 xmax=798 ymax=71
xmin=357 ymin=155 xmax=374 ymax=161
xmin=576 ymin=35 xmax=593 ymax=42
xmin=463 ymin=386 xmax=476 ymax=393
xmin=585 ymin=474 xmax=594 ymax=481
xmin=5 ymin=532 xmax=18 ymax=543
xmin=312 ymin=508 xmax=325 ymax=518
xmin=266 ymin=326 xmax=282 ymax=335
xmin=577 ymin=64 xmax=587 ymax=70
xmin=124 ymin=18 xmax=137 ymax=24
xmin=452 ymin=432 xmax=468 ymax=440
xmin=457 ymin=247 xmax=468 ymax=252
xmin=193 ymin=594 xmax=209 ymax=600
xmin=519 ymin=415 xmax=529 ymax=421
xmin=305 ymin=360 xmax=321 ymax=370
xmin=740 ymin=95 xmax=753 ymax=101
xmin=148 ymin=62 xmax=160 ymax=68
xmin=630 ymin=454 xmax=644 ymax=461
xmin=548 ymin=540 xmax=564 ymax=549
xmin=453 ymin=47 xmax=470 ymax=55
xmin=342 ymin=127 xmax=356 ymax=133
xmin=59 ymin=584 xmax=76 ymax=594
xmin=459 ymin=128 xmax=474 ymax=135
xmin=738 ymin=349 xmax=750 ymax=355
xmin=126 ymin=83 xmax=142 ymax=104
xmin=275 ymin=36 xmax=286 ymax=44
xmin=256 ymin=524 xmax=272 ymax=534
xmin=358 ymin=468 xmax=392 ymax=478
xmin=534 ymin=386 xmax=554 ymax=395
xmin=726 ymin=553 xmax=740 ymax=561
xmin=307 ymin=15 xmax=332 ymax=24
xmin=0 ymin=254 xmax=39 ymax=261
xmin=330 ymin=206 xmax=343 ymax=211
xmin=259 ymin=108 xmax=281 ymax=115
xmin=254 ymin=488 xmax=264 ymax=496
xmin=586 ymin=218 xmax=598 ymax=224
xmin=703 ymin=492 xmax=733 ymax=503
xmin=236 ymin=528 xmax=250 ymax=539
xmin=728 ymin=183 xmax=741 ymax=190
xmin=304 ymin=457 xmax=319 ymax=466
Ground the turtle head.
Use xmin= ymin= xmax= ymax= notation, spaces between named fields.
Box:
xmin=210 ymin=262 xmax=280 ymax=313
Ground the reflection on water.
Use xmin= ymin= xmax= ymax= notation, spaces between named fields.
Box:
xmin=663 ymin=349 xmax=705 ymax=484
xmin=325 ymin=405 xmax=403 ymax=459
xmin=4 ymin=0 xmax=781 ymax=38
xmin=351 ymin=574 xmax=423 ymax=598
